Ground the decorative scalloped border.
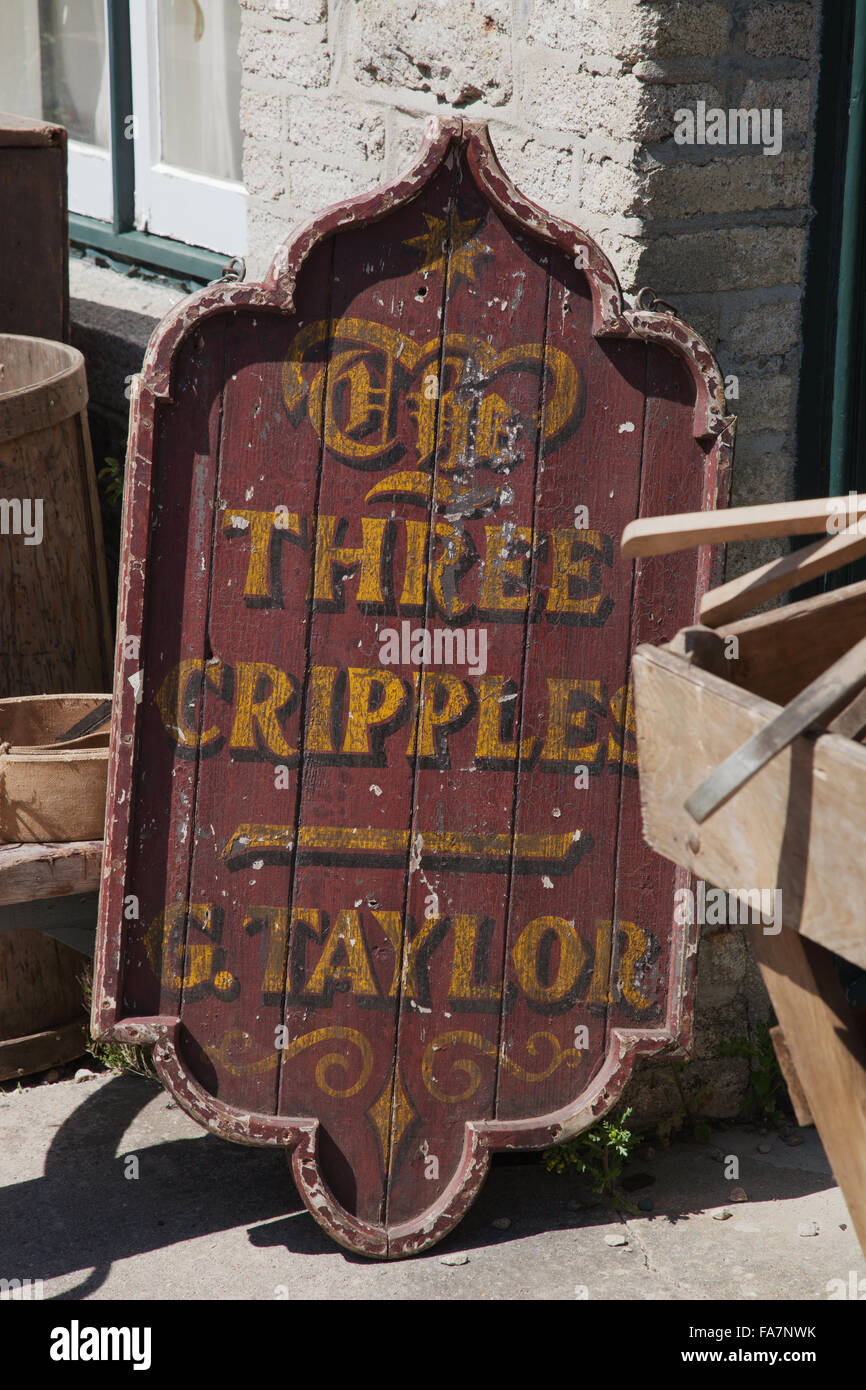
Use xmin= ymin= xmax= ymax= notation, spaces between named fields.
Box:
xmin=93 ymin=115 xmax=734 ymax=1259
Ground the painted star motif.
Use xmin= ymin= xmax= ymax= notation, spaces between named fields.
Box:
xmin=404 ymin=213 xmax=492 ymax=284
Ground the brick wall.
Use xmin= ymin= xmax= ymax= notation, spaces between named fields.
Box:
xmin=237 ymin=0 xmax=823 ymax=1126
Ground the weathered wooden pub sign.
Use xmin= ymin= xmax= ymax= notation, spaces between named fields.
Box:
xmin=94 ymin=119 xmax=734 ymax=1257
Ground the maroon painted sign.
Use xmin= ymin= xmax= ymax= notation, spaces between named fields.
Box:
xmin=94 ymin=118 xmax=733 ymax=1257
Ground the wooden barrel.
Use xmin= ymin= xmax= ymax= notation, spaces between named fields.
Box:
xmin=0 ymin=934 xmax=89 ymax=1080
xmin=0 ymin=335 xmax=112 ymax=696
xmin=0 ymin=335 xmax=112 ymax=1077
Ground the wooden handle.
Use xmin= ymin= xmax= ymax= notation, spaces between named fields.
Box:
xmin=685 ymin=629 xmax=866 ymax=823
xmin=621 ymin=495 xmax=866 ymax=558
xmin=699 ymin=523 xmax=866 ymax=627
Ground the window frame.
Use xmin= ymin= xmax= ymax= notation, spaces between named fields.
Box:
xmin=68 ymin=0 xmax=243 ymax=283
xmin=128 ymin=0 xmax=247 ymax=255
xmin=795 ymin=0 xmax=866 ymax=592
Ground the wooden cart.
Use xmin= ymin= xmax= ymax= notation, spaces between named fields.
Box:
xmin=626 ymin=499 xmax=866 ymax=1255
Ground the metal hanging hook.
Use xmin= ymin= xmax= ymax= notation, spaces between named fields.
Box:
xmin=634 ymin=286 xmax=677 ymax=315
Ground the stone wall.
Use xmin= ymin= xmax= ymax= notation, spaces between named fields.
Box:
xmin=239 ymin=0 xmax=815 ymax=545
xmin=235 ymin=0 xmax=822 ymax=1127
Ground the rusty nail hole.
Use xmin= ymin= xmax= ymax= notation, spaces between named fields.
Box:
xmin=687 ymin=831 xmax=701 ymax=854
xmin=415 ymin=284 xmax=428 ymax=300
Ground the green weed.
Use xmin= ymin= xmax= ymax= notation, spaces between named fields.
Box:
xmin=543 ymin=1107 xmax=641 ymax=1208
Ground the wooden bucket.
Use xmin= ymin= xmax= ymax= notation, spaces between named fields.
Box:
xmin=0 ymin=336 xmax=112 ymax=1076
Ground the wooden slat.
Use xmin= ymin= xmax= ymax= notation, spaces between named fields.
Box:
xmin=0 ymin=841 xmax=102 ymax=907
xmin=0 ymin=1019 xmax=87 ymax=1083
xmin=751 ymin=929 xmax=866 ymax=1255
xmin=621 ymin=494 xmax=866 ymax=558
xmin=699 ymin=523 xmax=866 ymax=627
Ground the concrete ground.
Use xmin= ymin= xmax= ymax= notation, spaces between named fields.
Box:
xmin=1 ymin=1067 xmax=863 ymax=1301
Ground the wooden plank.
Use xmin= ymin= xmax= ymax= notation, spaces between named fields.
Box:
xmin=621 ymin=494 xmax=866 ymax=558
xmin=829 ymin=684 xmax=866 ymax=740
xmin=386 ymin=166 xmax=554 ymax=1225
xmin=699 ymin=522 xmax=866 ymax=627
xmin=0 ymin=841 xmax=102 ymax=907
xmin=685 ymin=631 xmax=866 ymax=822
xmin=492 ymin=251 xmax=648 ymax=1128
xmin=751 ymin=929 xmax=866 ymax=1255
xmin=721 ymin=577 xmax=866 ymax=705
xmin=633 ymin=643 xmax=866 ymax=970
xmin=0 ymin=1019 xmax=86 ymax=1083
xmin=118 ymin=315 xmax=229 ymax=1023
xmin=179 ymin=282 xmax=332 ymax=1124
xmin=606 ymin=331 xmax=729 ymax=1055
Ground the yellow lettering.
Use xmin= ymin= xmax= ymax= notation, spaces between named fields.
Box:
xmin=448 ymin=914 xmax=500 ymax=1003
xmin=408 ymin=671 xmax=471 ymax=761
xmin=246 ymin=906 xmax=289 ymax=996
xmin=222 ymin=508 xmax=301 ymax=600
xmin=399 ymin=519 xmax=429 ymax=608
xmin=546 ymin=529 xmax=610 ymax=618
xmin=155 ymin=659 xmax=224 ymax=749
xmin=587 ymin=918 xmax=613 ymax=1005
xmin=305 ymin=909 xmax=380 ymax=997
xmin=403 ymin=914 xmax=444 ymax=1000
xmin=608 ymin=683 xmax=638 ymax=768
xmin=146 ymin=902 xmax=221 ymax=994
xmin=479 ymin=525 xmax=532 ymax=613
xmin=313 ymin=515 xmax=387 ymax=606
xmin=617 ymin=920 xmax=653 ymax=1010
xmin=342 ymin=667 xmax=407 ymax=756
xmin=475 ymin=675 xmax=534 ymax=764
xmin=511 ymin=915 xmax=585 ymax=1004
xmin=431 ymin=522 xmax=473 ymax=619
xmin=539 ymin=678 xmax=602 ymax=767
xmin=370 ymin=910 xmax=403 ymax=997
xmin=230 ymin=662 xmax=297 ymax=759
xmin=305 ymin=665 xmax=337 ymax=754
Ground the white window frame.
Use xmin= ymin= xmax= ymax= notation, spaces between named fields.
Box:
xmin=68 ymin=138 xmax=113 ymax=223
xmin=128 ymin=2 xmax=247 ymax=256
xmin=44 ymin=0 xmax=113 ymax=223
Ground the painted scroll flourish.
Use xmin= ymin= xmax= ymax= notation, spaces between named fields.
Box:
xmin=206 ymin=1026 xmax=374 ymax=1098
xmin=421 ymin=1029 xmax=581 ymax=1103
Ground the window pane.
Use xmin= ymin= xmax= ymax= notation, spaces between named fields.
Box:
xmin=0 ymin=1 xmax=42 ymax=121
xmin=0 ymin=0 xmax=109 ymax=150
xmin=157 ymin=0 xmax=242 ymax=183
xmin=39 ymin=0 xmax=110 ymax=148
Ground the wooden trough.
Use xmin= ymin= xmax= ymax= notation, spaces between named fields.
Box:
xmin=626 ymin=499 xmax=866 ymax=1257
xmin=0 ymin=694 xmax=110 ymax=843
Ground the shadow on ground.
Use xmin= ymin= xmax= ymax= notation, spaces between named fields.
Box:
xmin=0 ymin=1072 xmax=839 ymax=1294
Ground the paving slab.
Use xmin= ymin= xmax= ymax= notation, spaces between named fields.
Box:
xmin=0 ymin=1071 xmax=863 ymax=1300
